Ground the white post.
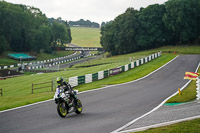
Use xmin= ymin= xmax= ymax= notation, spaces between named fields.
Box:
xmin=136 ymin=60 xmax=139 ymax=66
xmin=196 ymin=78 xmax=200 ymax=100
xmin=145 ymin=57 xmax=148 ymax=63
xmin=125 ymin=64 xmax=129 ymax=71
xmin=131 ymin=62 xmax=134 ymax=69
xmin=86 ymin=74 xmax=92 ymax=83
xmin=98 ymin=71 xmax=104 ymax=80
xmin=69 ymin=76 xmax=78 ymax=87
xmin=149 ymin=55 xmax=152 ymax=61
xmin=141 ymin=58 xmax=144 ymax=65
xmin=155 ymin=53 xmax=157 ymax=58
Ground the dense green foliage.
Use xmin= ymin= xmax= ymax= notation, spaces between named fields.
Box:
xmin=69 ymin=19 xmax=99 ymax=28
xmin=0 ymin=1 xmax=71 ymax=55
xmin=100 ymin=0 xmax=200 ymax=55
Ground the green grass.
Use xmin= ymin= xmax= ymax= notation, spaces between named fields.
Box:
xmin=156 ymin=45 xmax=200 ymax=54
xmin=135 ymin=118 xmax=200 ymax=133
xmin=71 ymin=27 xmax=101 ymax=47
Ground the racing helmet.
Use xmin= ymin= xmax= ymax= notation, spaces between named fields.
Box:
xmin=56 ymin=77 xmax=63 ymax=85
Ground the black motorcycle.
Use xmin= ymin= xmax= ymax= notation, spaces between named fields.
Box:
xmin=54 ymin=87 xmax=83 ymax=118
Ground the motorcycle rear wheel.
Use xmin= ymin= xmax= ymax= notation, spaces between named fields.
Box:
xmin=57 ymin=102 xmax=68 ymax=117
xmin=75 ymin=99 xmax=83 ymax=114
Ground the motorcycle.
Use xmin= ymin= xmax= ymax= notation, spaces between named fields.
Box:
xmin=54 ymin=86 xmax=83 ymax=118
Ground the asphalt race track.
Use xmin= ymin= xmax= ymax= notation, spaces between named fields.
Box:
xmin=0 ymin=55 xmax=199 ymax=133
xmin=48 ymin=52 xmax=102 ymax=69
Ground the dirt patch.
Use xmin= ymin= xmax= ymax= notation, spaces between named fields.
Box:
xmin=75 ymin=63 xmax=110 ymax=68
xmin=0 ymin=69 xmax=23 ymax=79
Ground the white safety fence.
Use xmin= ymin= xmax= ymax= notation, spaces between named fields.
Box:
xmin=196 ymin=78 xmax=200 ymax=100
xmin=69 ymin=51 xmax=162 ymax=87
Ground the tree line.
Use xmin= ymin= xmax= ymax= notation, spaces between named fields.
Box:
xmin=69 ymin=19 xmax=100 ymax=28
xmin=100 ymin=0 xmax=200 ymax=55
xmin=0 ymin=1 xmax=72 ymax=55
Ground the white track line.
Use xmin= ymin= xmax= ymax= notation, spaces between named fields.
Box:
xmin=0 ymin=99 xmax=53 ymax=113
xmin=0 ymin=55 xmax=179 ymax=114
xmin=112 ymin=61 xmax=200 ymax=133
xmin=119 ymin=115 xmax=200 ymax=133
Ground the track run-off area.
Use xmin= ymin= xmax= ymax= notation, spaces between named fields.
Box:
xmin=0 ymin=55 xmax=200 ymax=133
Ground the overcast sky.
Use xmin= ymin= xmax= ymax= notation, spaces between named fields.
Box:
xmin=5 ymin=0 xmax=168 ymax=24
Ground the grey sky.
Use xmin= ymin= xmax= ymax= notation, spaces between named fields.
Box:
xmin=5 ymin=0 xmax=168 ymax=24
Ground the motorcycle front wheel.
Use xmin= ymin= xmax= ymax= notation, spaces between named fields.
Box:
xmin=75 ymin=99 xmax=83 ymax=114
xmin=57 ymin=102 xmax=68 ymax=118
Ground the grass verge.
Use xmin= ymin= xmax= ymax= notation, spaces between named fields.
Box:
xmin=71 ymin=27 xmax=101 ymax=47
xmin=135 ymin=118 xmax=200 ymax=133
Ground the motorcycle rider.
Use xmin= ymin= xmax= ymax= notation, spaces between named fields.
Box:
xmin=56 ymin=77 xmax=77 ymax=103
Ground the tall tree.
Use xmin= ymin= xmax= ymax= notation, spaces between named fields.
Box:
xmin=114 ymin=8 xmax=140 ymax=54
xmin=100 ymin=21 xmax=116 ymax=55
xmin=30 ymin=24 xmax=51 ymax=55
xmin=101 ymin=8 xmax=140 ymax=55
xmin=50 ymin=21 xmax=71 ymax=47
xmin=0 ymin=1 xmax=72 ymax=55
xmin=163 ymin=0 xmax=200 ymax=44
xmin=136 ymin=4 xmax=168 ymax=48
xmin=0 ymin=35 xmax=9 ymax=54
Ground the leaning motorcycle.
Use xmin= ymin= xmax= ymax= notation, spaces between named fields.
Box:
xmin=54 ymin=86 xmax=83 ymax=118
